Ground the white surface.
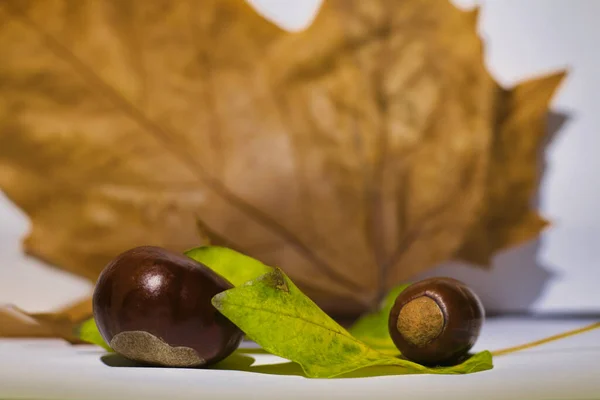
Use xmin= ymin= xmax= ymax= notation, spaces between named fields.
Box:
xmin=0 ymin=0 xmax=599 ymax=313
xmin=0 ymin=318 xmax=599 ymax=400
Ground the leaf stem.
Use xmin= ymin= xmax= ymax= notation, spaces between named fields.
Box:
xmin=491 ymin=321 xmax=600 ymax=357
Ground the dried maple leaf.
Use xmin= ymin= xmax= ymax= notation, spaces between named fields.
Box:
xmin=0 ymin=0 xmax=565 ymax=325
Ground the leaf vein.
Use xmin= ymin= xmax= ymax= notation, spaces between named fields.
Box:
xmin=220 ymin=300 xmax=372 ymax=349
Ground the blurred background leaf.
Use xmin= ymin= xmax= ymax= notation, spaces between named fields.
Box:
xmin=0 ymin=0 xmax=564 ymax=329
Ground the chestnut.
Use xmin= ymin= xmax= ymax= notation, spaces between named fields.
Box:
xmin=388 ymin=277 xmax=484 ymax=366
xmin=92 ymin=245 xmax=243 ymax=367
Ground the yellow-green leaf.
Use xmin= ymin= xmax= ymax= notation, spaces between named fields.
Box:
xmin=185 ymin=246 xmax=272 ymax=287
xmin=76 ymin=318 xmax=112 ymax=352
xmin=212 ymin=269 xmax=493 ymax=378
xmin=348 ymin=283 xmax=410 ymax=351
xmin=431 ymin=351 xmax=493 ymax=374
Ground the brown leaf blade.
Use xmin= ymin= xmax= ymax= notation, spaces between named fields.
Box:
xmin=0 ymin=0 xmax=565 ymax=322
xmin=269 ymin=0 xmax=502 ymax=302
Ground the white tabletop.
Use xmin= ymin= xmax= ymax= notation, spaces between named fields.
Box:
xmin=0 ymin=317 xmax=598 ymax=400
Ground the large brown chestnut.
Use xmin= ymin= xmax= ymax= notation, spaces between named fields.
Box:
xmin=388 ymin=277 xmax=484 ymax=366
xmin=93 ymin=245 xmax=243 ymax=367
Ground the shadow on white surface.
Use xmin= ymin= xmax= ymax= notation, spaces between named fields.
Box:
xmin=99 ymin=350 xmax=490 ymax=380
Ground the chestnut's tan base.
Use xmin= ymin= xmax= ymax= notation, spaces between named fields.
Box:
xmin=397 ymin=296 xmax=444 ymax=347
xmin=110 ymin=331 xmax=205 ymax=367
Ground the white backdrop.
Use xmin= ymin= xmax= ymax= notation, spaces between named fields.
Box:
xmin=0 ymin=0 xmax=598 ymax=314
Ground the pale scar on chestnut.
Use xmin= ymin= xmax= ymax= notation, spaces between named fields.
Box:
xmin=396 ymin=296 xmax=444 ymax=347
xmin=110 ymin=331 xmax=206 ymax=367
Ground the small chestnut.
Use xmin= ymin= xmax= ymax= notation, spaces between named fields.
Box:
xmin=92 ymin=245 xmax=243 ymax=367
xmin=388 ymin=277 xmax=484 ymax=366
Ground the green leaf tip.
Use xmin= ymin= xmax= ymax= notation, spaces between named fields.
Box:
xmin=76 ymin=317 xmax=112 ymax=352
xmin=185 ymin=245 xmax=272 ymax=287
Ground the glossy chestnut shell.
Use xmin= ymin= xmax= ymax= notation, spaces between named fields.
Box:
xmin=388 ymin=277 xmax=484 ymax=366
xmin=93 ymin=245 xmax=243 ymax=367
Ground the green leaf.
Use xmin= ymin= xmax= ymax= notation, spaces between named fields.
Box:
xmin=430 ymin=351 xmax=494 ymax=374
xmin=76 ymin=318 xmax=112 ymax=352
xmin=348 ymin=283 xmax=410 ymax=351
xmin=212 ymin=269 xmax=493 ymax=378
xmin=185 ymin=246 xmax=272 ymax=287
